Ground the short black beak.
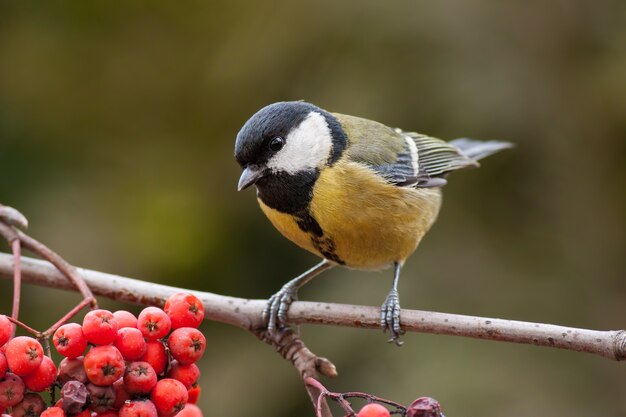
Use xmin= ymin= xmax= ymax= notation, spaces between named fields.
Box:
xmin=238 ymin=166 xmax=265 ymax=191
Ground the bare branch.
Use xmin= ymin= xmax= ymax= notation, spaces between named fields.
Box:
xmin=0 ymin=253 xmax=625 ymax=363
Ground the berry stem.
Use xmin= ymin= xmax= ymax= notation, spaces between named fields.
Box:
xmin=6 ymin=316 xmax=42 ymax=338
xmin=306 ymin=378 xmax=408 ymax=417
xmin=341 ymin=392 xmax=405 ymax=413
xmin=305 ymin=377 xmax=335 ymax=417
xmin=0 ymin=222 xmax=21 ymax=338
xmin=17 ymin=231 xmax=98 ymax=309
xmin=11 ymin=238 xmax=21 ymax=339
xmin=43 ymin=297 xmax=94 ymax=338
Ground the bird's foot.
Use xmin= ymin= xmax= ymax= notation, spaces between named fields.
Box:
xmin=381 ymin=288 xmax=405 ymax=346
xmin=263 ymin=283 xmax=299 ymax=332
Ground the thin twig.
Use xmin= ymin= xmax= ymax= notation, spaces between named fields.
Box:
xmin=1 ymin=253 xmax=624 ymax=363
xmin=7 ymin=316 xmax=42 ymax=337
xmin=0 ymin=222 xmax=20 ymax=338
xmin=11 ymin=239 xmax=21 ymax=331
xmin=305 ymin=377 xmax=409 ymax=417
xmin=43 ymin=297 xmax=95 ymax=338
xmin=17 ymin=231 xmax=97 ymax=308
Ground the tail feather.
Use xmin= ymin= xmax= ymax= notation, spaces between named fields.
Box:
xmin=449 ymin=138 xmax=514 ymax=161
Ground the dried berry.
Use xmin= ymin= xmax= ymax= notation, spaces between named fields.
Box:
xmin=406 ymin=397 xmax=443 ymax=417
xmin=61 ymin=380 xmax=89 ymax=414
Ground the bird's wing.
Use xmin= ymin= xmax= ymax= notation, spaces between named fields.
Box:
xmin=404 ymin=131 xmax=479 ymax=187
xmin=334 ymin=113 xmax=477 ymax=188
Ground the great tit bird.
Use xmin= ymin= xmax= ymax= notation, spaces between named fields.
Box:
xmin=235 ymin=101 xmax=511 ymax=344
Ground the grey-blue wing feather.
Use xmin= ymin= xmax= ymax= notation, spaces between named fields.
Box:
xmin=387 ymin=132 xmax=512 ymax=188
xmin=373 ymin=145 xmax=419 ymax=186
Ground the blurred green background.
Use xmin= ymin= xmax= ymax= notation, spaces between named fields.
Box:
xmin=0 ymin=1 xmax=625 ymax=416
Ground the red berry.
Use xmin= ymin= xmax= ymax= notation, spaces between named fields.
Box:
xmin=357 ymin=404 xmax=390 ymax=417
xmin=54 ymin=323 xmax=88 ymax=358
xmin=5 ymin=336 xmax=44 ymax=376
xmin=124 ymin=362 xmax=157 ymax=395
xmin=139 ymin=341 xmax=167 ymax=375
xmin=167 ymin=361 xmax=199 ymax=390
xmin=113 ymin=311 xmax=138 ymax=329
xmin=41 ymin=407 xmax=65 ymax=417
xmin=94 ymin=411 xmax=119 ymax=417
xmin=84 ymin=345 xmax=125 ymax=386
xmin=187 ymin=385 xmax=200 ymax=405
xmin=83 ymin=310 xmax=118 ymax=345
xmin=86 ymin=383 xmax=116 ymax=413
xmin=57 ymin=357 xmax=88 ymax=385
xmin=119 ymin=400 xmax=158 ymax=417
xmin=151 ymin=379 xmax=188 ymax=417
xmin=137 ymin=307 xmax=171 ymax=340
xmin=22 ymin=355 xmax=56 ymax=392
xmin=0 ymin=316 xmax=12 ymax=348
xmin=176 ymin=404 xmax=203 ymax=417
xmin=112 ymin=378 xmax=131 ymax=410
xmin=72 ymin=410 xmax=92 ymax=417
xmin=0 ymin=352 xmax=6 ymax=380
xmin=114 ymin=327 xmax=146 ymax=361
xmin=11 ymin=392 xmax=46 ymax=417
xmin=0 ymin=372 xmax=25 ymax=408
xmin=167 ymin=328 xmax=205 ymax=365
xmin=164 ymin=293 xmax=204 ymax=329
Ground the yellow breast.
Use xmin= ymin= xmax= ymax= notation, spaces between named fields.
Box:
xmin=258 ymin=200 xmax=321 ymax=256
xmin=258 ymin=160 xmax=442 ymax=270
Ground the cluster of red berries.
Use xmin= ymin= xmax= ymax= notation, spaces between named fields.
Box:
xmin=0 ymin=293 xmax=206 ymax=417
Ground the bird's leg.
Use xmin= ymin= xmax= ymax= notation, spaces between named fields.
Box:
xmin=264 ymin=259 xmax=335 ymax=332
xmin=381 ymin=262 xmax=405 ymax=346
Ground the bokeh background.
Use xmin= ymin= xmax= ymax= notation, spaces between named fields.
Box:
xmin=1 ymin=1 xmax=625 ymax=416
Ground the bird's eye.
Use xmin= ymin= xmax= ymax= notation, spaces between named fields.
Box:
xmin=269 ymin=136 xmax=284 ymax=152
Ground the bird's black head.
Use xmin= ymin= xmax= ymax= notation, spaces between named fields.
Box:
xmin=234 ymin=101 xmax=347 ymax=192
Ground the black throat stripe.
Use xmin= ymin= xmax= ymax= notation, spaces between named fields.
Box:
xmin=256 ymin=170 xmax=344 ymax=265
xmin=296 ymin=211 xmax=345 ymax=265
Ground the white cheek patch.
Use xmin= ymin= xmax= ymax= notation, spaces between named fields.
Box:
xmin=267 ymin=111 xmax=333 ymax=174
